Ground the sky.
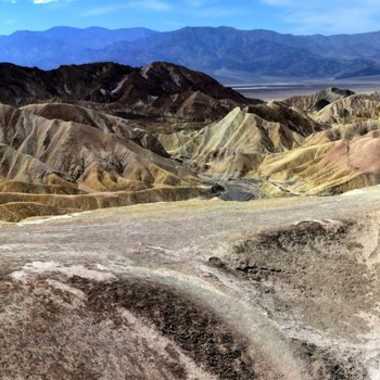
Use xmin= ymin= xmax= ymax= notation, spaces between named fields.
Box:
xmin=1 ymin=0 xmax=380 ymax=36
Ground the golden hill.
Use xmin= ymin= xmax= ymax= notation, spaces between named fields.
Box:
xmin=3 ymin=61 xmax=380 ymax=221
xmin=0 ymin=102 xmax=209 ymax=220
xmin=158 ymin=91 xmax=380 ymax=198
xmin=315 ymin=93 xmax=380 ymax=124
xmin=160 ymin=104 xmax=322 ymax=179
xmin=284 ymin=87 xmax=354 ymax=113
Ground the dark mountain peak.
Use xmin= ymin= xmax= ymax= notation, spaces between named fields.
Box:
xmin=53 ymin=61 xmax=134 ymax=72
xmin=0 ymin=61 xmax=253 ymax=124
xmin=140 ymin=61 xmax=248 ymax=102
xmin=323 ymin=87 xmax=355 ymax=97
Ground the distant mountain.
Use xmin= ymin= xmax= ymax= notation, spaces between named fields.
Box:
xmin=0 ymin=26 xmax=157 ymax=68
xmin=1 ymin=26 xmax=380 ymax=81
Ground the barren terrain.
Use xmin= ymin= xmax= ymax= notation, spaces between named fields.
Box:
xmin=2 ymin=187 xmax=380 ymax=379
xmin=3 ymin=61 xmax=380 ymax=378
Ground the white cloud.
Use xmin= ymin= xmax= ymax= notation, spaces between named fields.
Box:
xmin=2 ymin=0 xmax=73 ymax=4
xmin=33 ymin=0 xmax=58 ymax=3
xmin=84 ymin=0 xmax=171 ymax=16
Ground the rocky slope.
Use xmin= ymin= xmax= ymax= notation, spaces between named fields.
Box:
xmin=3 ymin=60 xmax=380 ymax=218
xmin=315 ymin=93 xmax=380 ymax=124
xmin=254 ymin=91 xmax=380 ymax=196
xmin=0 ymin=61 xmax=250 ymax=125
xmin=0 ymin=61 xmax=260 ymax=219
xmin=3 ymin=190 xmax=380 ymax=378
xmin=156 ymin=85 xmax=380 ymax=198
xmin=159 ymin=104 xmax=322 ymax=180
xmin=3 ymin=61 xmax=380 ymax=215
xmin=0 ymin=102 xmax=213 ymax=214
xmin=284 ymin=87 xmax=355 ymax=113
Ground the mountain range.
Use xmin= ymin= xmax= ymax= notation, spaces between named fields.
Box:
xmin=2 ymin=26 xmax=380 ymax=82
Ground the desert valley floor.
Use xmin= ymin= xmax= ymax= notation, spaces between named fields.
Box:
xmin=3 ymin=61 xmax=380 ymax=378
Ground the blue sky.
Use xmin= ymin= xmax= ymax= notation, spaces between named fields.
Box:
xmin=1 ymin=0 xmax=380 ymax=35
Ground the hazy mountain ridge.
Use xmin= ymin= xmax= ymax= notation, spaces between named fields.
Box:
xmin=1 ymin=26 xmax=380 ymax=80
xmin=0 ymin=26 xmax=157 ymax=68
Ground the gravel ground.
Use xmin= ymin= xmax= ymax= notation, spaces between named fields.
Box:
xmin=2 ymin=188 xmax=380 ymax=378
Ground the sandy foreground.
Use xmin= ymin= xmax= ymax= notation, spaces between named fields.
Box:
xmin=2 ymin=188 xmax=380 ymax=378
